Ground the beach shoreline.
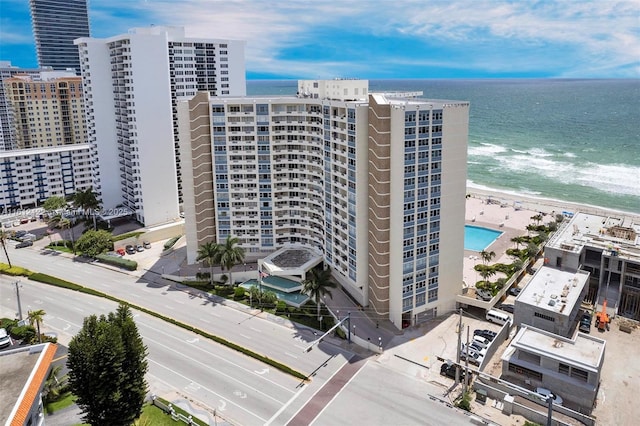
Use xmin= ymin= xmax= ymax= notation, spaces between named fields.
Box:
xmin=466 ymin=184 xmax=640 ymax=220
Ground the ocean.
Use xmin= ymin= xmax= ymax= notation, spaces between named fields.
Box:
xmin=247 ymin=79 xmax=640 ymax=214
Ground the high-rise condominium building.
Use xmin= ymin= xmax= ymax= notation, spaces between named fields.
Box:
xmin=0 ymin=62 xmax=52 ymax=151
xmin=178 ymin=80 xmax=469 ymax=328
xmin=75 ymin=26 xmax=245 ymax=226
xmin=4 ymin=72 xmax=86 ymax=149
xmin=29 ymin=0 xmax=90 ymax=72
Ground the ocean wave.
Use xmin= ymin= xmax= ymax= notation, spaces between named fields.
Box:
xmin=493 ymin=154 xmax=640 ymax=197
xmin=468 ymin=143 xmax=507 ymax=156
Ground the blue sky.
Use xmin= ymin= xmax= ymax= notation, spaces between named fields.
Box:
xmin=1 ymin=0 xmax=638 ymax=79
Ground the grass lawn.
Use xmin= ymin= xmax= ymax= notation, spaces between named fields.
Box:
xmin=44 ymin=392 xmax=76 ymax=414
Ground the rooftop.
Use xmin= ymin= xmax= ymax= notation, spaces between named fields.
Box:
xmin=261 ymin=246 xmax=323 ymax=276
xmin=516 ymin=266 xmax=589 ymax=316
xmin=546 ymin=212 xmax=640 ymax=260
xmin=502 ymin=325 xmax=605 ymax=372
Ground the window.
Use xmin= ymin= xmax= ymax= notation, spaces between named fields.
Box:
xmin=508 ymin=363 xmax=543 ymax=381
xmin=534 ymin=312 xmax=555 ymax=322
xmin=558 ymin=363 xmax=570 ymax=376
xmin=571 ymin=368 xmax=589 ymax=382
xmin=428 ymin=289 xmax=437 ymax=303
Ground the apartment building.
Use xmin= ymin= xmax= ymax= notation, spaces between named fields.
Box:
xmin=0 ymin=144 xmax=92 ymax=212
xmin=178 ymin=79 xmax=469 ymax=329
xmin=0 ymin=62 xmax=52 ymax=151
xmin=4 ymin=72 xmax=86 ymax=149
xmin=544 ymin=212 xmax=640 ymax=321
xmin=29 ymin=0 xmax=90 ymax=72
xmin=75 ymin=26 xmax=245 ymax=226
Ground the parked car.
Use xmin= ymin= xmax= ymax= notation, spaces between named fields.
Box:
xmin=0 ymin=328 xmax=11 ymax=348
xmin=476 ymin=289 xmax=493 ymax=301
xmin=509 ymin=287 xmax=521 ymax=296
xmin=474 ymin=329 xmax=497 ymax=341
xmin=143 ymin=241 xmax=151 ymax=249
xmin=116 ymin=248 xmax=126 ymax=256
xmin=460 ymin=348 xmax=484 ymax=366
xmin=498 ymin=304 xmax=515 ymax=313
xmin=440 ymin=363 xmax=465 ymax=380
xmin=105 ymin=251 xmax=123 ymax=258
xmin=136 ymin=244 xmax=144 ymax=252
xmin=536 ymin=387 xmax=563 ymax=405
xmin=579 ymin=312 xmax=592 ymax=333
xmin=125 ymin=245 xmax=136 ymax=255
xmin=15 ymin=230 xmax=27 ymax=238
xmin=15 ymin=240 xmax=33 ymax=249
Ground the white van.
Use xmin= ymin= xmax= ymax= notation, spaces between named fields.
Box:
xmin=486 ymin=309 xmax=510 ymax=325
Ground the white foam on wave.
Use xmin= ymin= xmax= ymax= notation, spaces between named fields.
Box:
xmin=494 ymin=153 xmax=640 ymax=197
xmin=468 ymin=143 xmax=507 ymax=156
xmin=562 ymin=152 xmax=576 ymax=158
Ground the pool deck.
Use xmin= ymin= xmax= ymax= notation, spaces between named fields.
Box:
xmin=463 ymin=194 xmax=550 ymax=288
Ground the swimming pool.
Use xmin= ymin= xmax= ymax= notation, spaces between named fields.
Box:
xmin=464 ymin=225 xmax=503 ymax=251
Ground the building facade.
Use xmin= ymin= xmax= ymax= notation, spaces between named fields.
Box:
xmin=178 ymin=80 xmax=469 ymax=329
xmin=0 ymin=144 xmax=93 ymax=213
xmin=75 ymin=26 xmax=245 ymax=226
xmin=513 ymin=266 xmax=590 ymax=337
xmin=0 ymin=62 xmax=51 ymax=151
xmin=4 ymin=72 xmax=86 ymax=149
xmin=29 ymin=0 xmax=90 ymax=72
xmin=544 ymin=212 xmax=640 ymax=321
xmin=501 ymin=325 xmax=605 ymax=410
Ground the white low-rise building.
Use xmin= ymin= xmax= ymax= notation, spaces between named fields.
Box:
xmin=501 ymin=324 xmax=605 ymax=410
xmin=513 ymin=266 xmax=589 ymax=337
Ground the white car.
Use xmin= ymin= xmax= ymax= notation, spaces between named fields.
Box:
xmin=0 ymin=328 xmax=11 ymax=348
xmin=536 ymin=387 xmax=563 ymax=405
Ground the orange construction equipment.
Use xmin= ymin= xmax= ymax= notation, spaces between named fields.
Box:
xmin=596 ymin=299 xmax=610 ymax=331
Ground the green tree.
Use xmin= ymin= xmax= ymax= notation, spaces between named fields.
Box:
xmin=526 ymin=242 xmax=540 ymax=259
xmin=68 ymin=304 xmax=148 ymax=426
xmin=511 ymin=236 xmax=526 ymax=250
xmin=530 ymin=213 xmax=543 ymax=225
xmin=301 ymin=267 xmax=336 ymax=325
xmin=42 ymin=196 xmax=67 ymax=212
xmin=475 ymin=264 xmax=497 ymax=284
xmin=27 ymin=309 xmax=46 ymax=343
xmin=73 ymin=186 xmax=101 ymax=229
xmin=196 ymin=241 xmax=220 ymax=286
xmin=42 ymin=364 xmax=68 ymax=404
xmin=47 ymin=214 xmax=74 ymax=251
xmin=217 ymin=236 xmax=245 ymax=285
xmin=480 ymin=250 xmax=496 ymax=266
xmin=75 ymin=229 xmax=113 ymax=257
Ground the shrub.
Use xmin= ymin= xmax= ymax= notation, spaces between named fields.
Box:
xmin=11 ymin=324 xmax=36 ymax=342
xmin=29 ymin=273 xmax=83 ymax=291
xmin=112 ymin=231 xmax=144 ymax=242
xmin=95 ymin=254 xmax=137 ymax=271
xmin=215 ymin=285 xmax=233 ymax=298
xmin=195 ymin=272 xmax=210 ymax=280
xmin=233 ymin=287 xmax=246 ymax=300
xmin=456 ymin=391 xmax=472 ymax=411
xmin=220 ymin=274 xmax=228 ymax=285
xmin=275 ymin=301 xmax=287 ymax=315
xmin=164 ymin=236 xmax=181 ymax=250
xmin=0 ymin=265 xmax=32 ymax=276
xmin=0 ymin=318 xmax=18 ymax=332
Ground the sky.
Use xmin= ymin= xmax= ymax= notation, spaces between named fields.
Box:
xmin=1 ymin=0 xmax=638 ymax=79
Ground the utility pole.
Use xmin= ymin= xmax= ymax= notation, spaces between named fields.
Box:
xmin=463 ymin=325 xmax=470 ymax=395
xmin=455 ymin=308 xmax=463 ymax=384
xmin=14 ymin=281 xmax=23 ymax=320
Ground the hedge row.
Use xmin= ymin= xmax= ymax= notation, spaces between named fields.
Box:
xmin=95 ymin=254 xmax=138 ymax=271
xmin=112 ymin=231 xmax=145 ymax=242
xmin=0 ymin=264 xmax=32 ymax=276
xmin=25 ymin=272 xmax=308 ymax=381
xmin=164 ymin=235 xmax=181 ymax=250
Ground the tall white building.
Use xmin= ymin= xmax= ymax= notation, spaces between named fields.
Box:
xmin=75 ymin=26 xmax=245 ymax=226
xmin=178 ymin=80 xmax=469 ymax=328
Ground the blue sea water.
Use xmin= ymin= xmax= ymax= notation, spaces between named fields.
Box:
xmin=248 ymin=79 xmax=640 ymax=214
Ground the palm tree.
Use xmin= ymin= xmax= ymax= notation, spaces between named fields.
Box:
xmin=530 ymin=214 xmax=543 ymax=225
xmin=511 ymin=236 xmax=526 ymax=250
xmin=475 ymin=265 xmax=497 ymax=284
xmin=217 ymin=236 xmax=245 ymax=286
xmin=73 ymin=186 xmax=100 ymax=229
xmin=302 ymin=267 xmax=336 ymax=325
xmin=48 ymin=214 xmax=74 ymax=252
xmin=480 ymin=250 xmax=496 ymax=266
xmin=196 ymin=242 xmax=221 ymax=286
xmin=0 ymin=229 xmax=12 ymax=268
xmin=42 ymin=364 xmax=68 ymax=404
xmin=27 ymin=309 xmax=46 ymax=343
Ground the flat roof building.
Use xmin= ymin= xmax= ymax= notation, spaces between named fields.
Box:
xmin=501 ymin=325 xmax=605 ymax=410
xmin=178 ymin=79 xmax=469 ymax=329
xmin=545 ymin=212 xmax=640 ymax=321
xmin=0 ymin=343 xmax=57 ymax=425
xmin=514 ymin=266 xmax=589 ymax=337
xmin=75 ymin=26 xmax=246 ymax=226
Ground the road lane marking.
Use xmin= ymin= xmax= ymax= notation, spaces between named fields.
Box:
xmin=73 ymin=307 xmax=84 ymax=312
xmin=284 ymin=352 xmax=298 ymax=359
xmin=147 ymin=358 xmax=266 ymax=422
xmin=239 ymin=334 xmax=252 ymax=340
xmin=201 ymin=319 xmax=211 ymax=324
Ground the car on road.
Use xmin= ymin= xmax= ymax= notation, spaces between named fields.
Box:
xmin=440 ymin=363 xmax=465 ymax=380
xmin=0 ymin=328 xmax=11 ymax=348
xmin=498 ymin=304 xmax=515 ymax=313
xmin=136 ymin=244 xmax=144 ymax=252
xmin=509 ymin=287 xmax=521 ymax=296
xmin=536 ymin=387 xmax=563 ymax=405
xmin=15 ymin=240 xmax=33 ymax=249
xmin=143 ymin=241 xmax=151 ymax=249
xmin=125 ymin=245 xmax=136 ymax=255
